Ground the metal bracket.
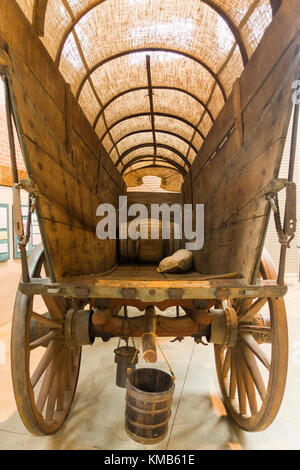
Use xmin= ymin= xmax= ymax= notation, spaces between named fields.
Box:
xmin=192 ymin=335 xmax=208 ymax=346
xmin=284 ymin=181 xmax=297 ymax=240
xmin=266 ymin=181 xmax=297 ymax=248
xmin=18 ymin=178 xmax=39 ymax=197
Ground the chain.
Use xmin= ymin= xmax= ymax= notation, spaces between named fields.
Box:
xmin=117 ymin=305 xmax=136 ymax=349
xmin=266 ymin=192 xmax=294 ymax=248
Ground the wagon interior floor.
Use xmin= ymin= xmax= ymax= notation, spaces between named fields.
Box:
xmin=62 ymin=263 xmax=243 ymax=284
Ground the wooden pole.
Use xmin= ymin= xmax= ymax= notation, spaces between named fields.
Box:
xmin=142 ymin=306 xmax=157 ymax=363
xmin=146 ymin=55 xmax=157 ymax=165
xmin=90 ymin=313 xmax=210 ymax=339
xmin=278 ymin=99 xmax=299 ymax=285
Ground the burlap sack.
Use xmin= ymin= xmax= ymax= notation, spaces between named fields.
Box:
xmin=157 ymin=249 xmax=193 ymax=273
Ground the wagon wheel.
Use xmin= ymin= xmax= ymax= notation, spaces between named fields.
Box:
xmin=214 ymin=249 xmax=288 ymax=432
xmin=11 ymin=245 xmax=81 ymax=435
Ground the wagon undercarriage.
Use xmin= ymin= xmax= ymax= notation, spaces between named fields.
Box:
xmin=12 ymin=244 xmax=288 ymax=435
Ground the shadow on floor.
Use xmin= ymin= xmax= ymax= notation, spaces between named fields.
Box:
xmin=0 ymin=376 xmax=246 ymax=450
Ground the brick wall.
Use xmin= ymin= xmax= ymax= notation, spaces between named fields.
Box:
xmin=0 ymin=82 xmax=27 ymax=186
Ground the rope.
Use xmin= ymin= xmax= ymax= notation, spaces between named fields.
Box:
xmin=130 ymin=332 xmax=176 ymax=382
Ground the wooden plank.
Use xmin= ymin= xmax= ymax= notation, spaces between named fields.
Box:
xmin=191 ymin=25 xmax=300 ymax=280
xmin=10 ymin=52 xmax=120 ymax=197
xmin=142 ymin=306 xmax=157 ymax=363
xmin=33 ymin=0 xmax=48 ymax=37
xmin=232 ymin=78 xmax=244 ymax=151
xmin=6 ymin=49 xmax=119 ymax=203
xmin=242 ymin=38 xmax=300 ymax=140
xmin=23 ymin=139 xmax=96 ymax=229
xmin=192 ymin=39 xmax=300 ymax=211
xmin=21 ymin=276 xmax=287 ymax=304
xmin=6 ymin=52 xmax=67 ymax=151
xmin=38 ymin=198 xmax=117 ymax=278
xmin=200 ymin=140 xmax=284 ymax=238
xmin=240 ymin=0 xmax=300 ymax=114
xmin=65 ymin=83 xmax=73 ymax=156
xmin=0 ymin=0 xmax=124 ymax=280
xmin=190 ymin=0 xmax=300 ymax=184
xmin=191 ymin=92 xmax=235 ymax=182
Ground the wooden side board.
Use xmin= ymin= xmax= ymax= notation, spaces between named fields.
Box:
xmin=0 ymin=0 xmax=125 ymax=280
xmin=19 ymin=275 xmax=287 ymax=304
xmin=188 ymin=0 xmax=300 ymax=282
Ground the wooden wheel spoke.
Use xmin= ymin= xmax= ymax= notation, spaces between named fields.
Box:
xmin=36 ymin=344 xmax=63 ymax=413
xmin=234 ymin=350 xmax=247 ymax=415
xmin=229 ymin=353 xmax=237 ymax=400
xmin=240 ymin=354 xmax=258 ymax=416
xmin=11 ymin=247 xmax=82 ymax=435
xmin=222 ymin=348 xmax=231 ymax=378
xmin=31 ymin=341 xmax=56 ymax=388
xmin=239 ymin=325 xmax=271 ymax=335
xmin=235 ymin=298 xmax=253 ymax=316
xmin=45 ymin=350 xmax=65 ymax=421
xmin=64 ymin=348 xmax=72 ymax=392
xmin=240 ymin=342 xmax=267 ymax=401
xmin=31 ymin=311 xmax=63 ymax=330
xmin=56 ymin=349 xmax=67 ymax=413
xmin=30 ymin=330 xmax=58 ymax=351
xmin=239 ymin=298 xmax=268 ymax=323
xmin=41 ymin=296 xmax=66 ymax=320
xmin=241 ymin=334 xmax=271 ymax=370
xmin=214 ymin=250 xmax=288 ymax=432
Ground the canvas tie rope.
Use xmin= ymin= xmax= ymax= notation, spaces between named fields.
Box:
xmin=131 ymin=332 xmax=176 ymax=382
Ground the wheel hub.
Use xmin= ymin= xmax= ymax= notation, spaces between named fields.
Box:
xmin=209 ymin=307 xmax=238 ymax=347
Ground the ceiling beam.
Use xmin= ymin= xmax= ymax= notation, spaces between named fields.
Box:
xmin=146 ymin=55 xmax=157 ymax=164
xmin=108 ymin=129 xmax=198 ymax=156
xmin=99 ymin=112 xmax=205 ymax=143
xmin=124 ymin=164 xmax=184 ymax=178
xmin=116 ymin=143 xmax=191 ymax=168
xmin=121 ymin=156 xmax=187 ymax=176
xmin=201 ymin=0 xmax=248 ymax=66
xmin=32 ymin=0 xmax=48 ymax=37
xmin=76 ymin=48 xmax=227 ymax=103
xmin=123 ymin=164 xmax=185 ymax=179
xmin=93 ymin=86 xmax=214 ymax=130
xmin=54 ymin=0 xmax=248 ymax=67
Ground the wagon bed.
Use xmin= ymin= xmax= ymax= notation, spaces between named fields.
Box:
xmin=20 ymin=263 xmax=287 ymax=303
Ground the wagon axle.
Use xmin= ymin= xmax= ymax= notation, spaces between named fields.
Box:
xmin=12 ymin=245 xmax=287 ymax=436
xmin=28 ymin=295 xmax=271 ymax=351
xmin=29 ymin=303 xmax=269 ymax=351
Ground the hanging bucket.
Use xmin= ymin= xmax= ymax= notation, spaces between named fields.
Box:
xmin=114 ymin=346 xmax=138 ymax=388
xmin=125 ymin=368 xmax=175 ymax=444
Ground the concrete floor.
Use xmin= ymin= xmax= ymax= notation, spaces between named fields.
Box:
xmin=0 ymin=278 xmax=300 ymax=450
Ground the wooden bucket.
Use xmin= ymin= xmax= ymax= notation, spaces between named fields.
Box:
xmin=125 ymin=368 xmax=175 ymax=444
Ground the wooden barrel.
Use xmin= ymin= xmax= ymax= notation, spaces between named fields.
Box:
xmin=125 ymin=368 xmax=175 ymax=444
xmin=119 ymin=219 xmax=181 ymax=263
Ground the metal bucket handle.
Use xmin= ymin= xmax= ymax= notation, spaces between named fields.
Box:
xmin=127 ymin=333 xmax=176 ymax=382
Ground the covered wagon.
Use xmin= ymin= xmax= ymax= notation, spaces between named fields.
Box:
xmin=0 ymin=0 xmax=299 ymax=442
